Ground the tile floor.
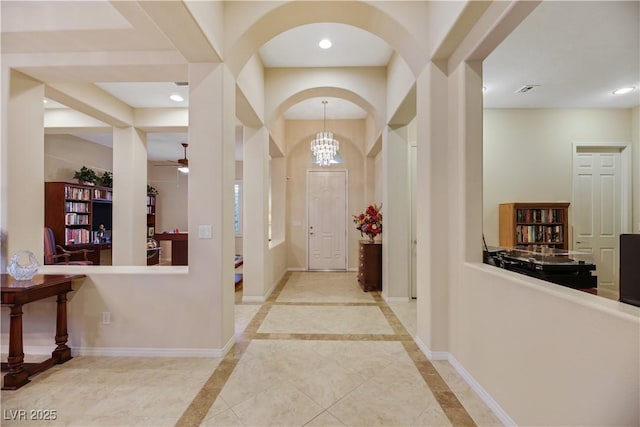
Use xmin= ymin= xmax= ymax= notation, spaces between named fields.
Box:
xmin=1 ymin=271 xmax=502 ymax=426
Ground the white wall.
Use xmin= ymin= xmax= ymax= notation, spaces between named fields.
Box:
xmin=483 ymin=108 xmax=634 ymax=246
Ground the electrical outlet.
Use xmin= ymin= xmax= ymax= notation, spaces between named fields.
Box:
xmin=102 ymin=312 xmax=111 ymax=324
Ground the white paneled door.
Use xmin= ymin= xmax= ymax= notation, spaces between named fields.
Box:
xmin=308 ymin=170 xmax=347 ymax=270
xmin=573 ymin=148 xmax=622 ymax=289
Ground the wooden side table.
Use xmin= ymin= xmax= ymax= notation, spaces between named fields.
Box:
xmin=1 ymin=274 xmax=85 ymax=390
xmin=358 ymin=241 xmax=382 ymax=291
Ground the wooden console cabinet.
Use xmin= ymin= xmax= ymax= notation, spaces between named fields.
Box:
xmin=358 ymin=241 xmax=382 ymax=292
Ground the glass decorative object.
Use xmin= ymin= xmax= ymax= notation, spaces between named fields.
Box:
xmin=7 ymin=250 xmax=40 ymax=281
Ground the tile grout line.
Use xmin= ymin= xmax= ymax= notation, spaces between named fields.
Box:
xmin=372 ymin=292 xmax=478 ymax=427
xmin=178 ymin=272 xmax=476 ymax=427
xmin=174 ymin=272 xmax=291 ymax=427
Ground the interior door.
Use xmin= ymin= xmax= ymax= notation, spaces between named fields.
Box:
xmin=308 ymin=170 xmax=347 ymax=270
xmin=573 ymin=148 xmax=622 ymax=289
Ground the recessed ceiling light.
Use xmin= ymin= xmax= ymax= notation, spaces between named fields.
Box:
xmin=170 ymin=94 xmax=184 ymax=102
xmin=43 ymin=99 xmax=48 ymax=104
xmin=612 ymin=86 xmax=635 ymax=95
xmin=319 ymin=39 xmax=332 ymax=49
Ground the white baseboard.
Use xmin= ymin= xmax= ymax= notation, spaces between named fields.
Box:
xmin=414 ymin=336 xmax=449 ymax=360
xmin=71 ymin=336 xmax=235 ymax=358
xmin=287 ymin=267 xmax=306 ymax=272
xmin=242 ymin=295 xmax=266 ymax=303
xmin=448 ymin=354 xmax=517 ymax=427
xmin=414 ymin=337 xmax=515 ymax=426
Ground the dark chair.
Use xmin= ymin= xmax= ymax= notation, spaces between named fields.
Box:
xmin=43 ymin=227 xmax=93 ymax=265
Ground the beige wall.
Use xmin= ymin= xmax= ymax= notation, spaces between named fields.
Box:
xmin=483 ymin=108 xmax=635 ymax=246
xmin=147 ymin=165 xmax=188 ymax=234
xmin=45 ymin=134 xmax=113 ymax=182
xmin=285 ymin=119 xmax=366 ymax=270
xmin=632 ymin=106 xmax=640 ymax=232
xmin=235 ymin=160 xmax=243 ymax=254
xmin=460 ymin=264 xmax=639 ymax=426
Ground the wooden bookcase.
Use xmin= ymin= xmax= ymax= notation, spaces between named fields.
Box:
xmin=499 ymin=202 xmax=570 ymax=250
xmin=146 ymin=194 xmax=159 ymax=265
xmin=146 ymin=194 xmax=156 ymax=237
xmin=45 ymin=182 xmax=113 ymax=247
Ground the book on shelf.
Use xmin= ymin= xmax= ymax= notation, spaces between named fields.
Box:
xmin=65 ymin=201 xmax=89 ymax=212
xmin=516 ymin=225 xmax=563 ymax=244
xmin=65 ymin=228 xmax=90 ymax=245
xmin=516 ymin=208 xmax=563 ymax=223
xmin=65 ymin=213 xmax=89 ymax=225
xmin=64 ymin=186 xmax=91 ymax=200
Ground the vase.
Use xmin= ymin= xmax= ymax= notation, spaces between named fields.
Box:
xmin=367 ymin=235 xmax=375 ymax=243
xmin=7 ymin=250 xmax=40 ymax=281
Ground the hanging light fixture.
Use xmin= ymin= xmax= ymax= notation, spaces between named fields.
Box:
xmin=310 ymin=100 xmax=339 ymax=166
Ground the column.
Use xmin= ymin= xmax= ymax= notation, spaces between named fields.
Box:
xmin=415 ymin=62 xmax=450 ymax=355
xmin=112 ymin=127 xmax=147 ymax=265
xmin=188 ymin=63 xmax=236 ymax=346
xmin=381 ymin=126 xmax=410 ymax=300
xmin=242 ymin=126 xmax=270 ymax=300
xmin=4 ymin=71 xmax=45 ymax=264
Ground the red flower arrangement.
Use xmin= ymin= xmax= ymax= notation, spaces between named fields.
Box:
xmin=353 ymin=204 xmax=382 ymax=242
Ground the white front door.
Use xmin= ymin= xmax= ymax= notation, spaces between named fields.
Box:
xmin=573 ymin=148 xmax=622 ymax=289
xmin=308 ymin=170 xmax=347 ymax=270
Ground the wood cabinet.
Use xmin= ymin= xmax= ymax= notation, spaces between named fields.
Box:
xmin=499 ymin=202 xmax=570 ymax=250
xmin=358 ymin=241 xmax=382 ymax=291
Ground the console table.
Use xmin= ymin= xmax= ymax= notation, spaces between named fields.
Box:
xmin=1 ymin=274 xmax=85 ymax=390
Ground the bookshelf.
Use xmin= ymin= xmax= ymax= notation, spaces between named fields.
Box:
xmin=45 ymin=182 xmax=113 ymax=247
xmin=146 ymin=194 xmax=156 ymax=237
xmin=499 ymin=202 xmax=570 ymax=250
xmin=146 ymin=194 xmax=158 ymax=265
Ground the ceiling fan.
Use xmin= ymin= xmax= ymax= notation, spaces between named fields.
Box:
xmin=157 ymin=142 xmax=189 ymax=173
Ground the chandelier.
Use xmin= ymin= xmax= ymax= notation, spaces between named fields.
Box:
xmin=310 ymin=100 xmax=339 ymax=166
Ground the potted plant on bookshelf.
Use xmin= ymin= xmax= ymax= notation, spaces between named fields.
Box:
xmin=73 ymin=166 xmax=98 ymax=186
xmin=98 ymin=171 xmax=113 ymax=188
xmin=147 ymin=184 xmax=158 ymax=195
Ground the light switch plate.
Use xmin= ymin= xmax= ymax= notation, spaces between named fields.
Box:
xmin=198 ymin=225 xmax=212 ymax=239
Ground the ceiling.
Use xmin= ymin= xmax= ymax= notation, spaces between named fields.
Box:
xmin=33 ymin=1 xmax=640 ymax=161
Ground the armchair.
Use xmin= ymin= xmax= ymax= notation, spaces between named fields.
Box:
xmin=43 ymin=227 xmax=93 ymax=265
